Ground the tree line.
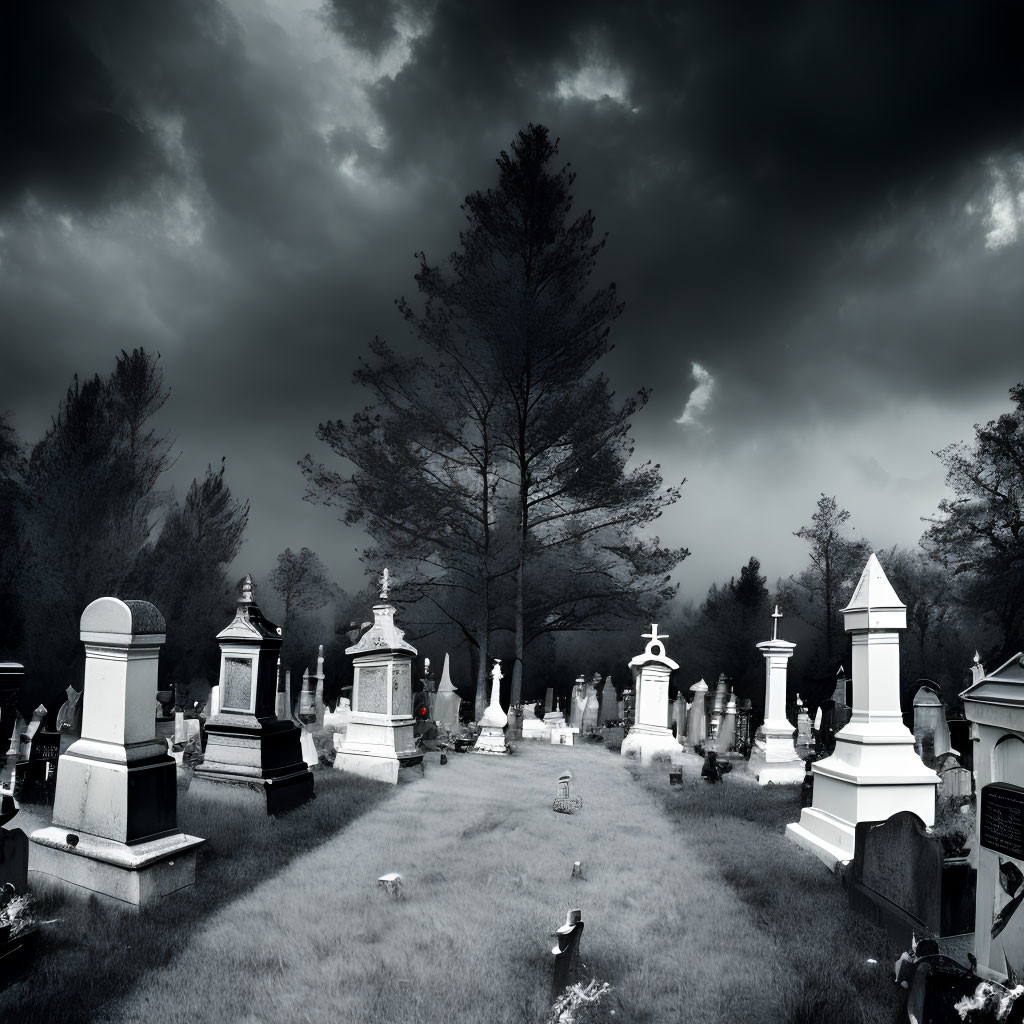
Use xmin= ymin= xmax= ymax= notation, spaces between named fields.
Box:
xmin=663 ymin=382 xmax=1024 ymax=718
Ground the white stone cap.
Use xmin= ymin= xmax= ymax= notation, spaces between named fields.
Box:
xmin=690 ymin=678 xmax=708 ymax=693
xmin=80 ymin=597 xmax=165 ymax=644
xmin=627 ymin=624 xmax=679 ymax=672
xmin=843 ymin=553 xmax=907 ymax=632
xmin=756 ymin=638 xmax=796 ymax=656
xmin=346 ymin=603 xmax=417 ymax=656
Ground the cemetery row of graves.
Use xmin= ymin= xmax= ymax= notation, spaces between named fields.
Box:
xmin=2 ymin=551 xmax=1024 ymax=1022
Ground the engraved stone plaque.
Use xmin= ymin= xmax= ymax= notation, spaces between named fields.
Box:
xmin=392 ymin=660 xmax=411 ymax=717
xmin=358 ymin=666 xmax=388 ymax=715
xmin=222 ymin=657 xmax=254 ymax=711
xmin=981 ymin=783 xmax=1024 ymax=860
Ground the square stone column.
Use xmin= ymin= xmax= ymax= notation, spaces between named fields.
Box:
xmin=29 ymin=598 xmax=204 ymax=907
xmin=334 ymin=575 xmax=423 ymax=783
xmin=787 ymin=554 xmax=939 ymax=870
xmin=621 ymin=625 xmax=680 ymax=764
xmin=748 ymin=610 xmax=804 ymax=785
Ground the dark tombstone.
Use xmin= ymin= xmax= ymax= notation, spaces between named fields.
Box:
xmin=800 ymin=759 xmax=815 ymax=808
xmin=849 ymin=811 xmax=976 ymax=945
xmin=814 ymin=699 xmax=851 ymax=758
xmin=17 ymin=722 xmax=60 ymax=805
xmin=701 ymin=750 xmax=732 ymax=783
xmin=946 ymin=719 xmax=972 ymax=772
xmin=669 ymin=769 xmax=683 ymax=786
xmin=551 ymin=908 xmax=584 ymax=999
xmin=571 ymin=861 xmax=584 ymax=880
xmin=0 ymin=824 xmax=28 ymax=894
xmin=0 ymin=665 xmax=22 ymax=773
xmin=439 ymin=752 xmax=448 ymax=765
xmin=621 ymin=689 xmax=635 ymax=735
xmin=735 ymin=699 xmax=753 ymax=755
xmin=507 ymin=705 xmax=524 ymax=743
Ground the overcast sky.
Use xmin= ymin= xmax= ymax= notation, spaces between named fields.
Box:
xmin=2 ymin=1 xmax=1023 ymax=606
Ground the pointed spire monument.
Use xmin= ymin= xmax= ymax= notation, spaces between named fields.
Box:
xmin=786 ymin=554 xmax=939 ymax=869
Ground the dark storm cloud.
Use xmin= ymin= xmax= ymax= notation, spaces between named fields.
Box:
xmin=3 ymin=0 xmax=1024 ymax=599
xmin=332 ymin=0 xmax=1024 ymax=436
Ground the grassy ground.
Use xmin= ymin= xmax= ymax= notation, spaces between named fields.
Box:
xmin=0 ymin=770 xmax=391 ymax=1024
xmin=3 ymin=743 xmax=903 ymax=1024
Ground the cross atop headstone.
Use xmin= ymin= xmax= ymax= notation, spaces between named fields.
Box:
xmin=642 ymin=624 xmax=668 ymax=645
xmin=379 ymin=567 xmax=390 ymax=601
xmin=771 ymin=605 xmax=783 ymax=641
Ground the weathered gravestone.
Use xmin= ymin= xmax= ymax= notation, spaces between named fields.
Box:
xmin=432 ymin=653 xmax=461 ymax=734
xmin=913 ymin=686 xmax=957 ymax=769
xmin=29 ymin=598 xmax=205 ymax=906
xmin=551 ymin=908 xmax=584 ymax=999
xmin=937 ymin=752 xmax=973 ymax=801
xmin=848 ymin=810 xmax=975 ymax=945
xmin=553 ymin=772 xmax=583 ymax=814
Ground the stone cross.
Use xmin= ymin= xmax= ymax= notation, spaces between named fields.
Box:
xmin=771 ymin=605 xmax=783 ymax=641
xmin=641 ymin=624 xmax=668 ymax=649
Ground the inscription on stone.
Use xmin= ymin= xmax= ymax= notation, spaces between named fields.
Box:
xmin=358 ymin=666 xmax=388 ymax=715
xmin=981 ymin=784 xmax=1024 ymax=861
xmin=221 ymin=657 xmax=253 ymax=711
xmin=392 ymin=661 xmax=411 ymax=717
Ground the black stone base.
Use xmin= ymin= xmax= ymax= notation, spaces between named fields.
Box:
xmin=190 ymin=763 xmax=314 ymax=816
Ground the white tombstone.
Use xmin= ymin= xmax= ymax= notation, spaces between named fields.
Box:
xmin=620 ymin=625 xmax=680 ymax=764
xmin=686 ymin=680 xmax=708 ymax=749
xmin=473 ymin=660 xmax=508 ymax=755
xmin=433 ymin=653 xmax=461 ymax=733
xmin=961 ymin=652 xmax=1024 ymax=984
xmin=522 ymin=701 xmax=549 ymax=740
xmin=334 ymin=571 xmax=423 ymax=783
xmin=29 ymin=598 xmax=204 ymax=906
xmin=747 ymin=606 xmax=804 ymax=785
xmin=787 ymin=554 xmax=939 ymax=870
xmin=796 ymin=694 xmax=813 ymax=751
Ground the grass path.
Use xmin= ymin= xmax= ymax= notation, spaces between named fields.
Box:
xmin=94 ymin=743 xmax=838 ymax=1024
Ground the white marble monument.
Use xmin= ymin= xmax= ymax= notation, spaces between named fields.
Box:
xmin=334 ymin=569 xmax=423 ymax=783
xmin=747 ymin=606 xmax=804 ymax=785
xmin=620 ymin=625 xmax=680 ymax=763
xmin=473 ymin=660 xmax=509 ymax=755
xmin=30 ymin=598 xmax=204 ymax=906
xmin=787 ymin=554 xmax=940 ymax=870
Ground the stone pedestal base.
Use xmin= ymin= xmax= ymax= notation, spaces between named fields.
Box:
xmin=620 ymin=725 xmax=679 ymax=764
xmin=472 ymin=725 xmax=508 ymax=755
xmin=333 ymin=750 xmax=424 ymax=783
xmin=190 ymin=766 xmax=315 ymax=815
xmin=785 ymin=721 xmax=939 ymax=870
xmin=521 ymin=719 xmax=549 ymax=740
xmin=334 ymin=714 xmax=424 ymax=783
xmin=746 ymin=721 xmax=804 ymax=785
xmin=550 ymin=728 xmax=574 ymax=745
xmin=29 ymin=826 xmax=204 ymax=907
xmin=544 ymin=712 xmax=565 ymax=730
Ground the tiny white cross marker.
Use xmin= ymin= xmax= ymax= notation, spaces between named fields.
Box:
xmin=771 ymin=605 xmax=783 ymax=641
xmin=642 ymin=624 xmax=668 ymax=645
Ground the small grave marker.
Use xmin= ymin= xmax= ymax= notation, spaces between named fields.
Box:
xmin=571 ymin=861 xmax=585 ymax=880
xmin=551 ymin=908 xmax=585 ymax=999
xmin=377 ymin=872 xmax=403 ymax=897
xmin=553 ymin=773 xmax=583 ymax=815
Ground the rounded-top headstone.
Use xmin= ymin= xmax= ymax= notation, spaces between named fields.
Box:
xmin=80 ymin=597 xmax=166 ymax=638
xmin=912 ymin=687 xmax=942 ymax=708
